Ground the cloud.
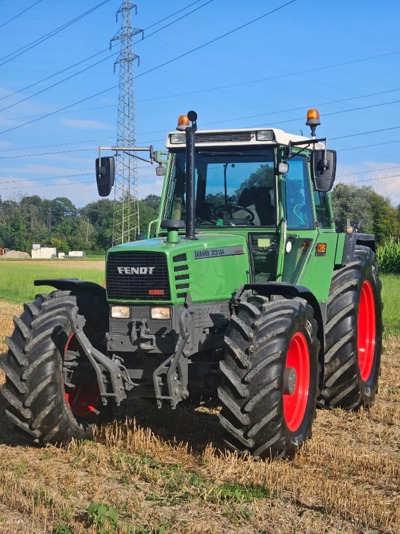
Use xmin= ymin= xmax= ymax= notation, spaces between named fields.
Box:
xmin=61 ymin=118 xmax=112 ymax=130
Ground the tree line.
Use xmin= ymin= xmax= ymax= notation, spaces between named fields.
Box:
xmin=0 ymin=194 xmax=160 ymax=254
xmin=0 ymin=185 xmax=399 ymax=254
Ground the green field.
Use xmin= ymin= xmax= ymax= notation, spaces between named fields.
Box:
xmin=0 ymin=260 xmax=104 ymax=304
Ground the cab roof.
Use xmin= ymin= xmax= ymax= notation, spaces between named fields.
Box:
xmin=166 ymin=126 xmax=316 ymax=149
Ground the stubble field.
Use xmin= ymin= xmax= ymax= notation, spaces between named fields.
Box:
xmin=0 ymin=263 xmax=398 ymax=533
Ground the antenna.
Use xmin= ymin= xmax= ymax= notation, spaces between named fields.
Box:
xmin=110 ymin=1 xmax=143 ymax=245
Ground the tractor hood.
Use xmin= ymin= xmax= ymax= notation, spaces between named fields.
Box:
xmin=106 ymin=233 xmax=250 ymax=304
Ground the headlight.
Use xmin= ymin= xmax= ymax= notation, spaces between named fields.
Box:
xmin=111 ymin=306 xmax=130 ymax=319
xmin=256 ymin=130 xmax=275 ymax=141
xmin=169 ymin=133 xmax=186 ymax=144
xmin=150 ymin=307 xmax=171 ymax=319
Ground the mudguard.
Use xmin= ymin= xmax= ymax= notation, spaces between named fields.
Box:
xmin=233 ymin=281 xmax=325 ymax=355
xmin=34 ymin=278 xmax=106 ymax=300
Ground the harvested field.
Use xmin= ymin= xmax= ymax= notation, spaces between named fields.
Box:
xmin=0 ymin=299 xmax=399 ymax=533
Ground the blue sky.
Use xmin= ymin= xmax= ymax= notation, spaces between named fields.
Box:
xmin=1 ymin=0 xmax=400 ymax=207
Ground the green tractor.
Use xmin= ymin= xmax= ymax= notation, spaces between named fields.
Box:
xmin=1 ymin=110 xmax=382 ymax=459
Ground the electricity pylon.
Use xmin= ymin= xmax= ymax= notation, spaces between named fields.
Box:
xmin=110 ymin=1 xmax=143 ymax=244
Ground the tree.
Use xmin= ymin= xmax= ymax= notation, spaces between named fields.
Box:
xmin=138 ymin=200 xmax=158 ymax=237
xmin=142 ymin=194 xmax=161 ymax=212
xmin=332 ymin=183 xmax=399 ymax=244
xmin=19 ymin=195 xmax=48 ymax=245
xmin=369 ymin=191 xmax=400 ymax=244
xmin=49 ymin=197 xmax=78 ymax=228
xmin=0 ymin=200 xmax=29 ymax=250
xmin=80 ymin=199 xmax=114 ymax=251
xmin=331 ymin=184 xmax=374 ymax=233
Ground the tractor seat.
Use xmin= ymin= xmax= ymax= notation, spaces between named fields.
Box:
xmin=238 ymin=187 xmax=275 ymax=225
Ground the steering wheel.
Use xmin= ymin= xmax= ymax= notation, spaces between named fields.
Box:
xmin=213 ymin=204 xmax=255 ymax=222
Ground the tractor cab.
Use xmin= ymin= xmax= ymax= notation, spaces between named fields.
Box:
xmin=157 ymin=110 xmax=337 ymax=284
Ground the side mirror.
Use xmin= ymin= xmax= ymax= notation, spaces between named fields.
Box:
xmin=311 ymin=149 xmax=336 ymax=192
xmin=95 ymin=157 xmax=115 ymax=197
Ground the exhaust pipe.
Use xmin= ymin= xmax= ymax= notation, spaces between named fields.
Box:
xmin=185 ymin=111 xmax=197 ymax=240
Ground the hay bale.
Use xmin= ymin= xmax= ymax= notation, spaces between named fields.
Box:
xmin=1 ymin=250 xmax=31 ymax=259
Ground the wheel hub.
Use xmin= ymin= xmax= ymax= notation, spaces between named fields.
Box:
xmin=284 ymin=367 xmax=297 ymax=395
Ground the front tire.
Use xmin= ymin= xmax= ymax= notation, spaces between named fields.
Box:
xmin=218 ymin=295 xmax=319 ymax=459
xmin=320 ymin=246 xmax=383 ymax=409
xmin=1 ymin=290 xmax=109 ymax=445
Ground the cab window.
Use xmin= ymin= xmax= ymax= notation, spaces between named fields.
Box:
xmin=285 ymin=156 xmax=314 ymax=229
xmin=166 ymin=149 xmax=276 ymax=227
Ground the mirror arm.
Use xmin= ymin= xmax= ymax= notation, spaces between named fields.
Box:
xmin=98 ymin=144 xmax=155 ymax=163
xmin=288 ymin=137 xmax=327 ymax=159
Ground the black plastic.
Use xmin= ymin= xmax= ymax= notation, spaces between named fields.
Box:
xmin=96 ymin=156 xmax=115 ymax=197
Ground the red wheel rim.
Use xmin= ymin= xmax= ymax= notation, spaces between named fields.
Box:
xmin=358 ymin=280 xmax=376 ymax=381
xmin=64 ymin=334 xmax=100 ymax=417
xmin=283 ymin=332 xmax=310 ymax=432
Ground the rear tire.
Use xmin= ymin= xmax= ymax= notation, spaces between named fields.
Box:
xmin=320 ymin=246 xmax=383 ymax=409
xmin=218 ymin=295 xmax=319 ymax=459
xmin=1 ymin=290 xmax=109 ymax=445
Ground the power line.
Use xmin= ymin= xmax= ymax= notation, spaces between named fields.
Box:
xmin=2 ymin=0 xmax=400 ymax=166
xmin=338 ymin=165 xmax=400 ymax=178
xmin=143 ymin=0 xmax=214 ymax=40
xmin=210 ymin=88 xmax=400 ymax=126
xmin=339 ymin=138 xmax=400 ymax=152
xmin=0 ymin=138 xmax=110 ymax=153
xmin=144 ymin=0 xmax=207 ymax=31
xmin=0 ymin=0 xmax=297 ymax=136
xmin=0 ymin=47 xmax=112 ymax=103
xmin=336 ymin=172 xmax=400 ymax=185
xmin=0 ymin=163 xmax=150 ymax=188
xmin=0 ymin=84 xmax=118 ymax=136
xmin=0 ymin=147 xmax=96 ymax=159
xmin=275 ymin=98 xmax=400 ymax=128
xmin=0 ymin=172 xmax=91 ymax=186
xmin=0 ymin=53 xmax=117 ymax=114
xmin=0 ymin=0 xmax=43 ymax=30
xmin=353 ymin=173 xmax=400 ymax=184
xmin=0 ymin=1 xmax=213 ymax=115
xmin=135 ymin=0 xmax=298 ymax=79
xmin=0 ymin=0 xmax=112 ymax=67
xmin=0 ymin=179 xmax=93 ymax=191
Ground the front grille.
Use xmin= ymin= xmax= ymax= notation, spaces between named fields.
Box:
xmin=195 ymin=132 xmax=252 ymax=143
xmin=107 ymin=251 xmax=171 ymax=301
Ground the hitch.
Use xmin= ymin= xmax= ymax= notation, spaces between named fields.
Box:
xmin=67 ymin=306 xmax=128 ymax=406
xmin=153 ymin=298 xmax=193 ymax=409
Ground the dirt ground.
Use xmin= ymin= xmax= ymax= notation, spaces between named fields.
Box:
xmin=0 ymin=300 xmax=399 ymax=533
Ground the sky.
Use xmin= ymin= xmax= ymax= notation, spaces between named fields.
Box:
xmin=1 ymin=0 xmax=400 ymax=208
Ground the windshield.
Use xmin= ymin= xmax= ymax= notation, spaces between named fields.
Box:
xmin=165 ymin=148 xmax=276 ymax=227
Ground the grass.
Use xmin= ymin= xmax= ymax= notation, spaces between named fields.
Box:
xmin=0 ymin=259 xmax=104 ymax=304
xmin=381 ymin=274 xmax=400 ymax=335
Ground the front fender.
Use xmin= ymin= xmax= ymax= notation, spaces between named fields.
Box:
xmin=234 ymin=281 xmax=326 ymax=360
xmin=34 ymin=278 xmax=106 ymax=301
